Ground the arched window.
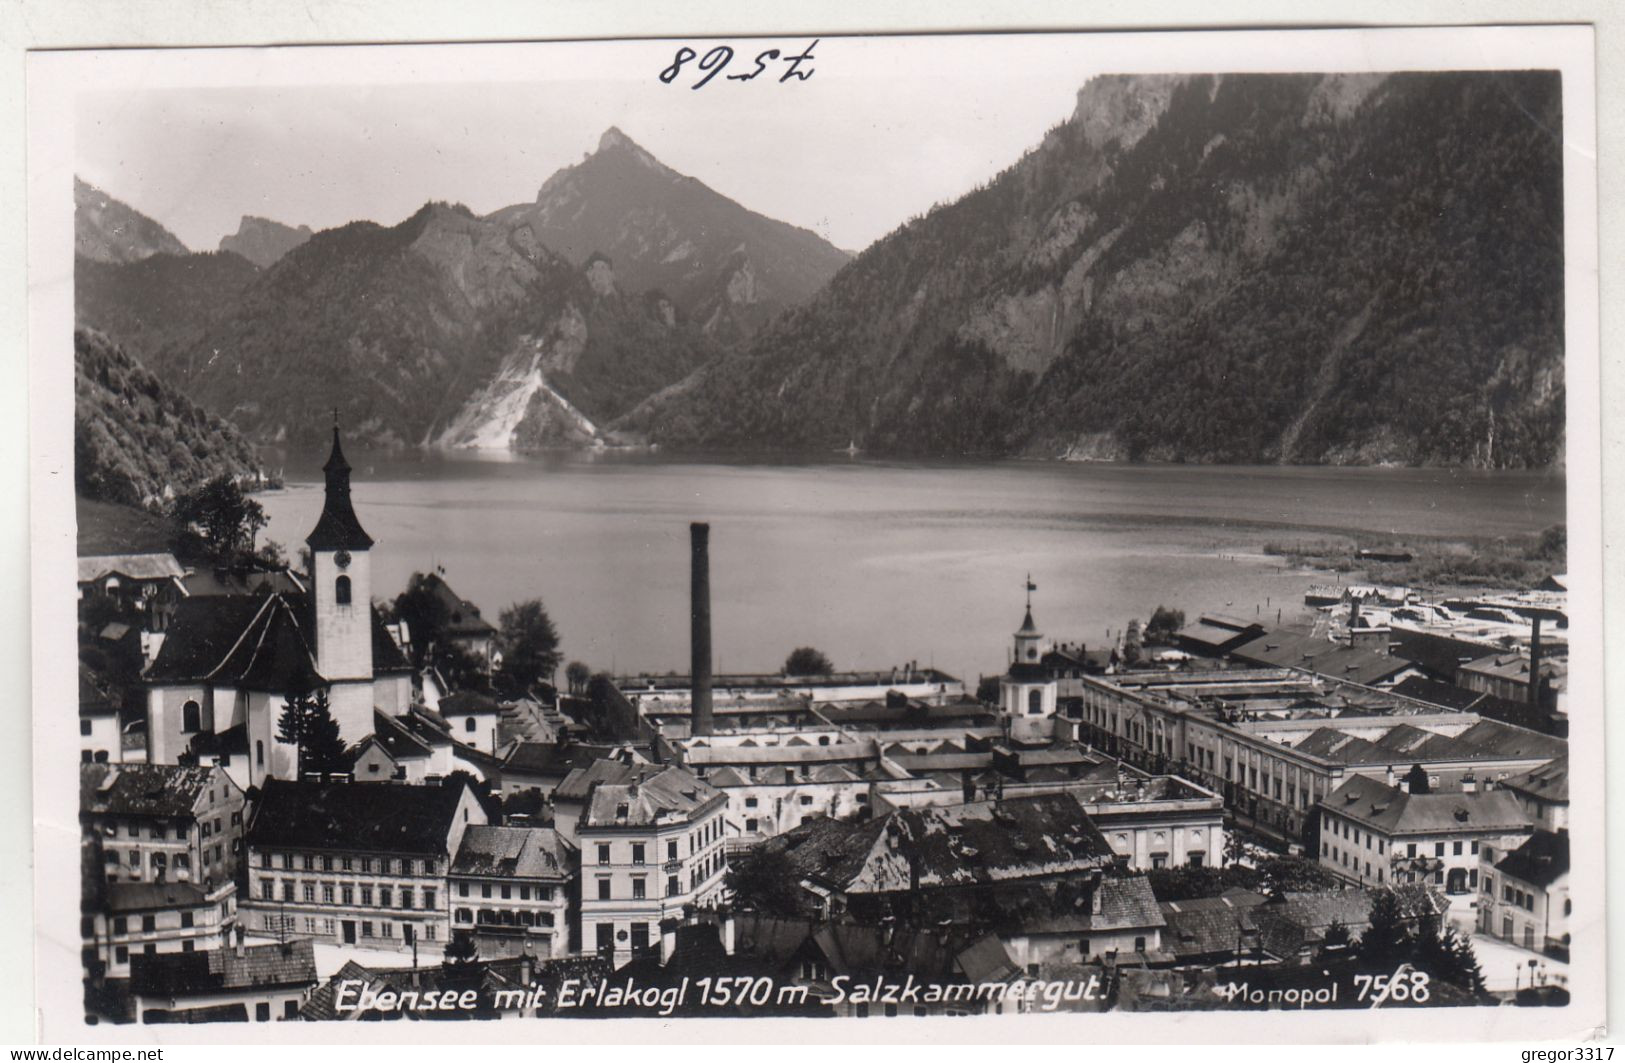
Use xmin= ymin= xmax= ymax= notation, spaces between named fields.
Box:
xmin=182 ymin=700 xmax=201 ymax=733
xmin=1028 ymin=689 xmax=1044 ymax=715
xmin=255 ymin=740 xmax=265 ymax=767
xmin=335 ymin=575 xmax=352 ymax=606
xmin=465 ymin=717 xmax=477 ymax=733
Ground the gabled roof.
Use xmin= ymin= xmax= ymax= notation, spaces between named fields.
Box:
xmin=247 ymin=779 xmax=472 ymax=856
xmin=440 ymin=691 xmax=503 ymax=716
xmin=451 ymin=825 xmax=573 ymax=881
xmin=581 ymin=765 xmax=722 ymax=829
xmin=78 ymin=554 xmax=186 ymax=584
xmin=81 ymin=763 xmax=230 ymax=818
xmin=1010 ymin=876 xmax=1166 ymax=934
xmin=1159 ymin=901 xmax=1260 ymax=959
xmin=1323 ymin=776 xmax=1531 ymax=836
xmin=954 ymin=934 xmax=1022 ymax=983
xmin=1498 ymin=756 xmax=1568 ymax=805
xmin=1229 ymin=631 xmax=1410 ymax=686
xmin=79 ymin=662 xmax=122 ymax=717
xmin=360 ymin=711 xmax=433 ymax=762
xmin=418 ymin=572 xmax=497 ymax=637
xmin=1494 ymin=830 xmax=1569 ymax=889
xmin=503 ymin=740 xmax=603 ymax=779
xmin=131 ymin=940 xmax=317 ymax=998
xmin=1389 ymin=675 xmax=1487 ymax=712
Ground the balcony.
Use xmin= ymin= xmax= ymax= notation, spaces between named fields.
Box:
xmin=663 ymin=859 xmax=682 ymax=873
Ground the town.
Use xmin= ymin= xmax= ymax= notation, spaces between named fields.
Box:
xmin=75 ymin=428 xmax=1571 ymax=1023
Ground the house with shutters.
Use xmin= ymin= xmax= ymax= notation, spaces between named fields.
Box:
xmin=447 ymin=825 xmax=576 ymax=958
xmin=1478 ymin=829 xmax=1570 ymax=958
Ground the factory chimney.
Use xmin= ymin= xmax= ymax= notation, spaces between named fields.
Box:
xmin=691 ymin=522 xmax=714 ymax=737
xmin=1528 ymin=615 xmax=1544 ymax=708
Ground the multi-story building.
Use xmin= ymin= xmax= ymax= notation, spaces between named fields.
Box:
xmin=576 ymin=764 xmax=729 ymax=965
xmin=81 ymin=763 xmax=244 ymax=891
xmin=1071 ymin=668 xmax=1566 ymax=847
xmin=242 ymin=779 xmax=486 ymax=950
xmin=448 ymin=825 xmax=576 ymax=957
xmin=1478 ymin=830 xmax=1570 ymax=958
xmin=79 ymin=664 xmax=127 ymax=765
xmin=1317 ymin=776 xmax=1532 ymax=894
xmin=83 ymin=878 xmax=237 ymax=982
xmin=1497 ymin=756 xmax=1568 ymax=833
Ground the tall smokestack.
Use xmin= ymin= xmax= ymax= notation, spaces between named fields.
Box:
xmin=1528 ymin=615 xmax=1543 ymax=708
xmin=691 ymin=522 xmax=714 ymax=737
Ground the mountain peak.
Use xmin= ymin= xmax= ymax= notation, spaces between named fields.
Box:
xmin=595 ymin=126 xmax=663 ymax=171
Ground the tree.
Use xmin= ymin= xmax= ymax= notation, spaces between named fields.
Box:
xmin=565 ymin=661 xmax=591 ymax=696
xmin=1356 ymin=888 xmax=1415 ymax=970
xmin=1223 ymin=829 xmax=1248 ymax=869
xmin=1144 ymin=606 xmax=1186 ymax=645
xmin=725 ymin=846 xmax=809 ymax=917
xmin=783 ymin=647 xmax=834 ymax=677
xmin=275 ymin=687 xmax=348 ymax=779
xmin=496 ymin=599 xmax=562 ymax=695
xmin=1257 ymin=854 xmax=1338 ymax=897
xmin=169 ymin=475 xmax=266 ymax=561
xmin=1122 ymin=620 xmax=1144 ymax=666
xmin=975 ymin=674 xmax=1002 ymax=704
xmin=390 ymin=573 xmax=451 ymax=672
xmin=1417 ymin=915 xmax=1487 ymax=994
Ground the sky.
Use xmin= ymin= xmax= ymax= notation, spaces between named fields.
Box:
xmin=72 ymin=35 xmax=1111 ymax=255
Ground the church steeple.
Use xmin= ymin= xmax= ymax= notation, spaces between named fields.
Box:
xmin=306 ymin=420 xmax=374 ymax=551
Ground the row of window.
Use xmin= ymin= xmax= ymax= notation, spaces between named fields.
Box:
xmin=100 ymin=812 xmax=239 ymax=841
xmin=257 ymin=851 xmax=438 ymax=876
xmin=454 ymin=908 xmax=557 ymax=928
xmin=103 ymin=843 xmax=229 ymax=872
xmin=454 ymin=881 xmax=555 ymax=902
xmin=593 ymin=818 xmax=723 ymax=868
xmin=257 ymin=878 xmax=437 ymax=911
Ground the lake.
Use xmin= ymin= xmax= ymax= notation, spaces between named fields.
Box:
xmin=252 ymin=450 xmax=1565 ymax=684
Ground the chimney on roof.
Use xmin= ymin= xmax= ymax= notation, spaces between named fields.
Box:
xmin=690 ymin=523 xmax=714 ymax=738
xmin=1528 ymin=615 xmax=1543 ymax=708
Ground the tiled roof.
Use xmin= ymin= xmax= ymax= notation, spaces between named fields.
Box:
xmin=554 ymin=757 xmax=643 ymax=802
xmin=451 ymin=825 xmax=573 ymax=880
xmin=502 ymin=740 xmax=602 ymax=778
xmin=954 ymin=934 xmax=1021 ymax=983
xmin=1229 ymin=632 xmax=1410 ymax=686
xmin=774 ymin=792 xmax=1114 ymax=893
xmin=81 ymin=763 xmax=226 ymax=818
xmin=812 ymin=920 xmax=958 ymax=979
xmin=79 ymin=663 xmax=122 ymax=717
xmin=1253 ymin=885 xmax=1449 ymax=958
xmin=1323 ymin=776 xmax=1531 ymax=836
xmin=131 ymin=940 xmax=318 ymax=997
xmin=363 ymin=711 xmax=433 ymax=761
xmin=582 ymin=765 xmax=723 ymax=829
xmin=1499 ymin=756 xmax=1568 ymax=804
xmin=1159 ymin=901 xmax=1260 ymax=959
xmin=247 ymin=779 xmax=471 ymax=856
xmin=419 ymin=573 xmax=497 ymax=637
xmin=732 ymin=914 xmax=820 ymax=966
xmin=1389 ymin=675 xmax=1487 ymax=712
xmin=1012 ymin=876 xmax=1166 ymax=934
xmin=78 ymin=554 xmax=185 ymax=583
xmin=1494 ymin=830 xmax=1569 ymax=889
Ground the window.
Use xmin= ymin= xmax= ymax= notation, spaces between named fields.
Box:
xmin=744 ymin=798 xmax=758 ymax=809
xmin=1453 ymin=841 xmax=1463 ymax=856
xmin=380 ymin=887 xmax=392 ymax=908
xmin=182 ymin=700 xmax=201 ymax=733
xmin=631 ymin=924 xmax=650 ymax=953
xmin=361 ymin=858 xmax=372 ymax=873
xmin=1028 ymin=689 xmax=1043 ymax=715
xmin=285 ymin=1000 xmax=300 ymax=1020
xmin=1134 ymin=936 xmax=1146 ymax=952
xmin=80 ymin=719 xmax=92 ymax=737
xmin=596 ymin=924 xmax=614 ymax=954
xmin=342 ymin=857 xmax=353 ymax=871
xmin=535 ymin=886 xmax=550 ymax=901
xmin=112 ymin=916 xmax=128 ymax=935
xmin=261 ymin=880 xmax=274 ymax=900
xmin=500 ymin=885 xmax=511 ymax=900
xmin=303 ymin=855 xmax=315 ymax=870
xmin=360 ymin=886 xmax=373 ymax=906
xmin=746 ymin=818 xmax=758 ymax=833
xmin=667 ymin=876 xmax=680 ymax=898
xmin=256 ymin=740 xmax=264 ymax=767
xmin=632 ymin=843 xmax=645 ymax=865
xmin=342 ymin=885 xmax=354 ymax=905
xmin=322 ymin=884 xmax=334 ymax=904
xmin=361 ymin=921 xmax=374 ymax=938
xmin=597 ymin=878 xmax=611 ymax=901
xmin=335 ymin=576 xmax=352 ymax=605
xmin=481 ymin=884 xmax=492 ymax=899
xmin=1407 ymin=843 xmax=1417 ymax=858
xmin=667 ymin=840 xmax=678 ymax=862
xmin=598 ymin=844 xmax=611 ymax=866
xmin=458 ymin=883 xmax=469 ymax=898
xmin=632 ymin=878 xmax=646 ymax=900
xmin=180 ymin=912 xmax=194 ymax=929
xmin=114 ymin=946 xmax=128 ymax=964
xmin=800 ymin=795 xmax=813 ymax=806
xmin=520 ymin=886 xmax=530 ymax=901
xmin=401 ymin=888 xmax=413 ymax=910
xmin=321 ymin=856 xmax=333 ymax=872
xmin=465 ymin=718 xmax=476 ymax=733
xmin=255 ymin=1003 xmax=270 ymax=1023
xmin=303 ymin=884 xmax=316 ymax=903
xmin=283 ymin=882 xmax=295 ymax=903
xmin=423 ymin=889 xmax=436 ymax=910
xmin=1435 ymin=842 xmax=1445 ymax=857
xmin=281 ymin=853 xmax=293 ymax=869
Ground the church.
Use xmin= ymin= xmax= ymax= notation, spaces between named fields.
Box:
xmin=142 ymin=426 xmax=413 ymax=786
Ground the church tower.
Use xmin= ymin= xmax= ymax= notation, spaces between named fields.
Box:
xmin=306 ymin=421 xmax=376 ymax=743
xmin=999 ymin=576 xmax=1057 ymax=733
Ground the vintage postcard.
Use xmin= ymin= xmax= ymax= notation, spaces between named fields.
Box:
xmin=25 ymin=24 xmax=1602 ymax=1043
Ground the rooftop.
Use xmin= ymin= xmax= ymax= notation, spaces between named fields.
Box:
xmin=76 ymin=497 xmax=183 ymax=557
xmin=1493 ymin=830 xmax=1569 ymax=889
xmin=1323 ymin=777 xmax=1532 ymax=836
xmin=1498 ymin=756 xmax=1569 ymax=804
xmin=451 ymin=825 xmax=574 ymax=881
xmin=247 ymin=779 xmax=472 ymax=856
xmin=581 ymin=764 xmax=723 ymax=829
xmin=81 ymin=763 xmax=232 ymax=819
xmin=131 ymin=940 xmax=317 ymax=998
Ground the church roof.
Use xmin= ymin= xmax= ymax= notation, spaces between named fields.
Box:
xmin=1017 ymin=608 xmax=1041 ymax=637
xmin=306 ymin=427 xmax=374 ymax=551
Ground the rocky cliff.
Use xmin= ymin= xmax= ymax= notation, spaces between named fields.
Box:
xmin=219 ymin=215 xmax=313 ymax=268
xmin=628 ymin=72 xmax=1565 ymax=468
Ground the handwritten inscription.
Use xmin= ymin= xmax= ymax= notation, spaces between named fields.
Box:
xmin=659 ymin=40 xmax=818 ymax=89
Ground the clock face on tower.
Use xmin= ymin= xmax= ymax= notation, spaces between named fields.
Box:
xmin=334 ymin=550 xmax=352 ymax=569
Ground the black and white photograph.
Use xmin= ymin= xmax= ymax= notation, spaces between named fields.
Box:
xmin=22 ymin=20 xmax=1605 ymax=1044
